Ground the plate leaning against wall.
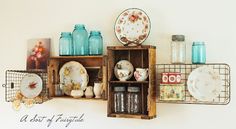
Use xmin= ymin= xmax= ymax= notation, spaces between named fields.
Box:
xmin=114 ymin=8 xmax=151 ymax=46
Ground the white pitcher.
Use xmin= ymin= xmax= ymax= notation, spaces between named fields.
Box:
xmin=93 ymin=82 xmax=103 ymax=99
xmin=134 ymin=68 xmax=149 ymax=81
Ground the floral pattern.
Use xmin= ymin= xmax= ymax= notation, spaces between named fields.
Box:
xmin=59 ymin=61 xmax=88 ymax=96
xmin=115 ymin=8 xmax=151 ymax=46
xmin=160 ymin=84 xmax=185 ymax=101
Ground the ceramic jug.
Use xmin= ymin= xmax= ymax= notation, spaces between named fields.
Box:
xmin=85 ymin=86 xmax=94 ymax=98
xmin=93 ymin=82 xmax=103 ymax=98
xmin=134 ymin=68 xmax=149 ymax=81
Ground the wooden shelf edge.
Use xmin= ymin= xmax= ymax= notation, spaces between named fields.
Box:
xmin=50 ymin=56 xmax=104 ymax=59
xmin=107 ymin=45 xmax=156 ymax=50
xmin=52 ymin=96 xmax=107 ymax=101
xmin=107 ymin=113 xmax=155 ymax=119
xmin=109 ymin=81 xmax=149 ymax=84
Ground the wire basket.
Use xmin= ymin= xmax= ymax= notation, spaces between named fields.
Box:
xmin=2 ymin=70 xmax=49 ymax=104
xmin=156 ymin=63 xmax=231 ymax=105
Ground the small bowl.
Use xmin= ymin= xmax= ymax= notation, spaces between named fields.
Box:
xmin=71 ymin=90 xmax=84 ymax=99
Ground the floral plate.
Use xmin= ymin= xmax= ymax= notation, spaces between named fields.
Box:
xmin=59 ymin=61 xmax=89 ymax=96
xmin=20 ymin=73 xmax=43 ymax=99
xmin=187 ymin=66 xmax=222 ymax=101
xmin=114 ymin=8 xmax=151 ymax=46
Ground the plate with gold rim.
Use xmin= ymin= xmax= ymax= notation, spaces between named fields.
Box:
xmin=59 ymin=61 xmax=89 ymax=96
xmin=114 ymin=8 xmax=151 ymax=46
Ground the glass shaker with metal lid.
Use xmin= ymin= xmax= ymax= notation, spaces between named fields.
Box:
xmin=114 ymin=86 xmax=126 ymax=113
xmin=127 ymin=86 xmax=140 ymax=114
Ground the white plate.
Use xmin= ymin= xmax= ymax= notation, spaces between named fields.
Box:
xmin=114 ymin=60 xmax=134 ymax=81
xmin=20 ymin=73 xmax=43 ymax=99
xmin=187 ymin=66 xmax=221 ymax=101
xmin=59 ymin=61 xmax=89 ymax=96
xmin=114 ymin=8 xmax=151 ymax=46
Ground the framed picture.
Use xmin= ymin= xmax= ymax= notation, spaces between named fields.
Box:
xmin=26 ymin=38 xmax=50 ymax=70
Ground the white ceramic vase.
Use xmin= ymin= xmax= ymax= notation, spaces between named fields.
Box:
xmin=93 ymin=82 xmax=103 ymax=99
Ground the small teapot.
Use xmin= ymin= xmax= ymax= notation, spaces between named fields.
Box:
xmin=85 ymin=86 xmax=94 ymax=98
xmin=134 ymin=68 xmax=149 ymax=81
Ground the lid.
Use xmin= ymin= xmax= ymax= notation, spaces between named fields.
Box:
xmin=172 ymin=35 xmax=185 ymax=42
xmin=61 ymin=32 xmax=72 ymax=36
xmin=74 ymin=24 xmax=85 ymax=29
xmin=192 ymin=41 xmax=205 ymax=46
xmin=90 ymin=31 xmax=101 ymax=36
xmin=127 ymin=87 xmax=140 ymax=92
xmin=114 ymin=86 xmax=126 ymax=92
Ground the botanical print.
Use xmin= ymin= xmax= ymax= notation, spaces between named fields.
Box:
xmin=26 ymin=38 xmax=50 ymax=70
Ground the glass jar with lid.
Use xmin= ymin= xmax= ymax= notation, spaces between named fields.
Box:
xmin=113 ymin=86 xmax=126 ymax=113
xmin=171 ymin=35 xmax=186 ymax=64
xmin=127 ymin=86 xmax=140 ymax=114
xmin=192 ymin=41 xmax=206 ymax=64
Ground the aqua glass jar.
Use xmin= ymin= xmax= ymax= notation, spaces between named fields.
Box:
xmin=59 ymin=32 xmax=73 ymax=56
xmin=72 ymin=24 xmax=89 ymax=55
xmin=192 ymin=42 xmax=206 ymax=64
xmin=89 ymin=31 xmax=103 ymax=55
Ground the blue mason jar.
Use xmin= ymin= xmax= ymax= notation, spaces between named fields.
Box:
xmin=192 ymin=42 xmax=206 ymax=64
xmin=89 ymin=31 xmax=103 ymax=55
xmin=72 ymin=24 xmax=89 ymax=55
xmin=59 ymin=32 xmax=73 ymax=56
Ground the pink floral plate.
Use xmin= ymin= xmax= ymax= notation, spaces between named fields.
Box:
xmin=114 ymin=8 xmax=151 ymax=46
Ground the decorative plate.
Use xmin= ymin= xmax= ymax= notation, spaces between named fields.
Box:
xmin=187 ymin=66 xmax=222 ymax=101
xmin=114 ymin=60 xmax=134 ymax=81
xmin=20 ymin=73 xmax=43 ymax=99
xmin=59 ymin=61 xmax=89 ymax=96
xmin=114 ymin=8 xmax=151 ymax=46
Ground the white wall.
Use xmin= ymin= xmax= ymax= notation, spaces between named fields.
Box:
xmin=0 ymin=0 xmax=235 ymax=129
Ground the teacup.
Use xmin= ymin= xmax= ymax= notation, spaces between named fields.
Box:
xmin=134 ymin=68 xmax=149 ymax=81
xmin=117 ymin=69 xmax=130 ymax=81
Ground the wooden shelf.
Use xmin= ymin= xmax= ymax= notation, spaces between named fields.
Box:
xmin=50 ymin=56 xmax=104 ymax=59
xmin=107 ymin=46 xmax=156 ymax=119
xmin=85 ymin=67 xmax=101 ymax=70
xmin=109 ymin=81 xmax=149 ymax=84
xmin=107 ymin=45 xmax=156 ymax=50
xmin=52 ymin=96 xmax=105 ymax=101
xmin=108 ymin=113 xmax=155 ymax=119
xmin=47 ymin=56 xmax=108 ymax=100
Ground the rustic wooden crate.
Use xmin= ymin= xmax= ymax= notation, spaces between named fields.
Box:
xmin=107 ymin=45 xmax=156 ymax=119
xmin=47 ymin=56 xmax=107 ymax=100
